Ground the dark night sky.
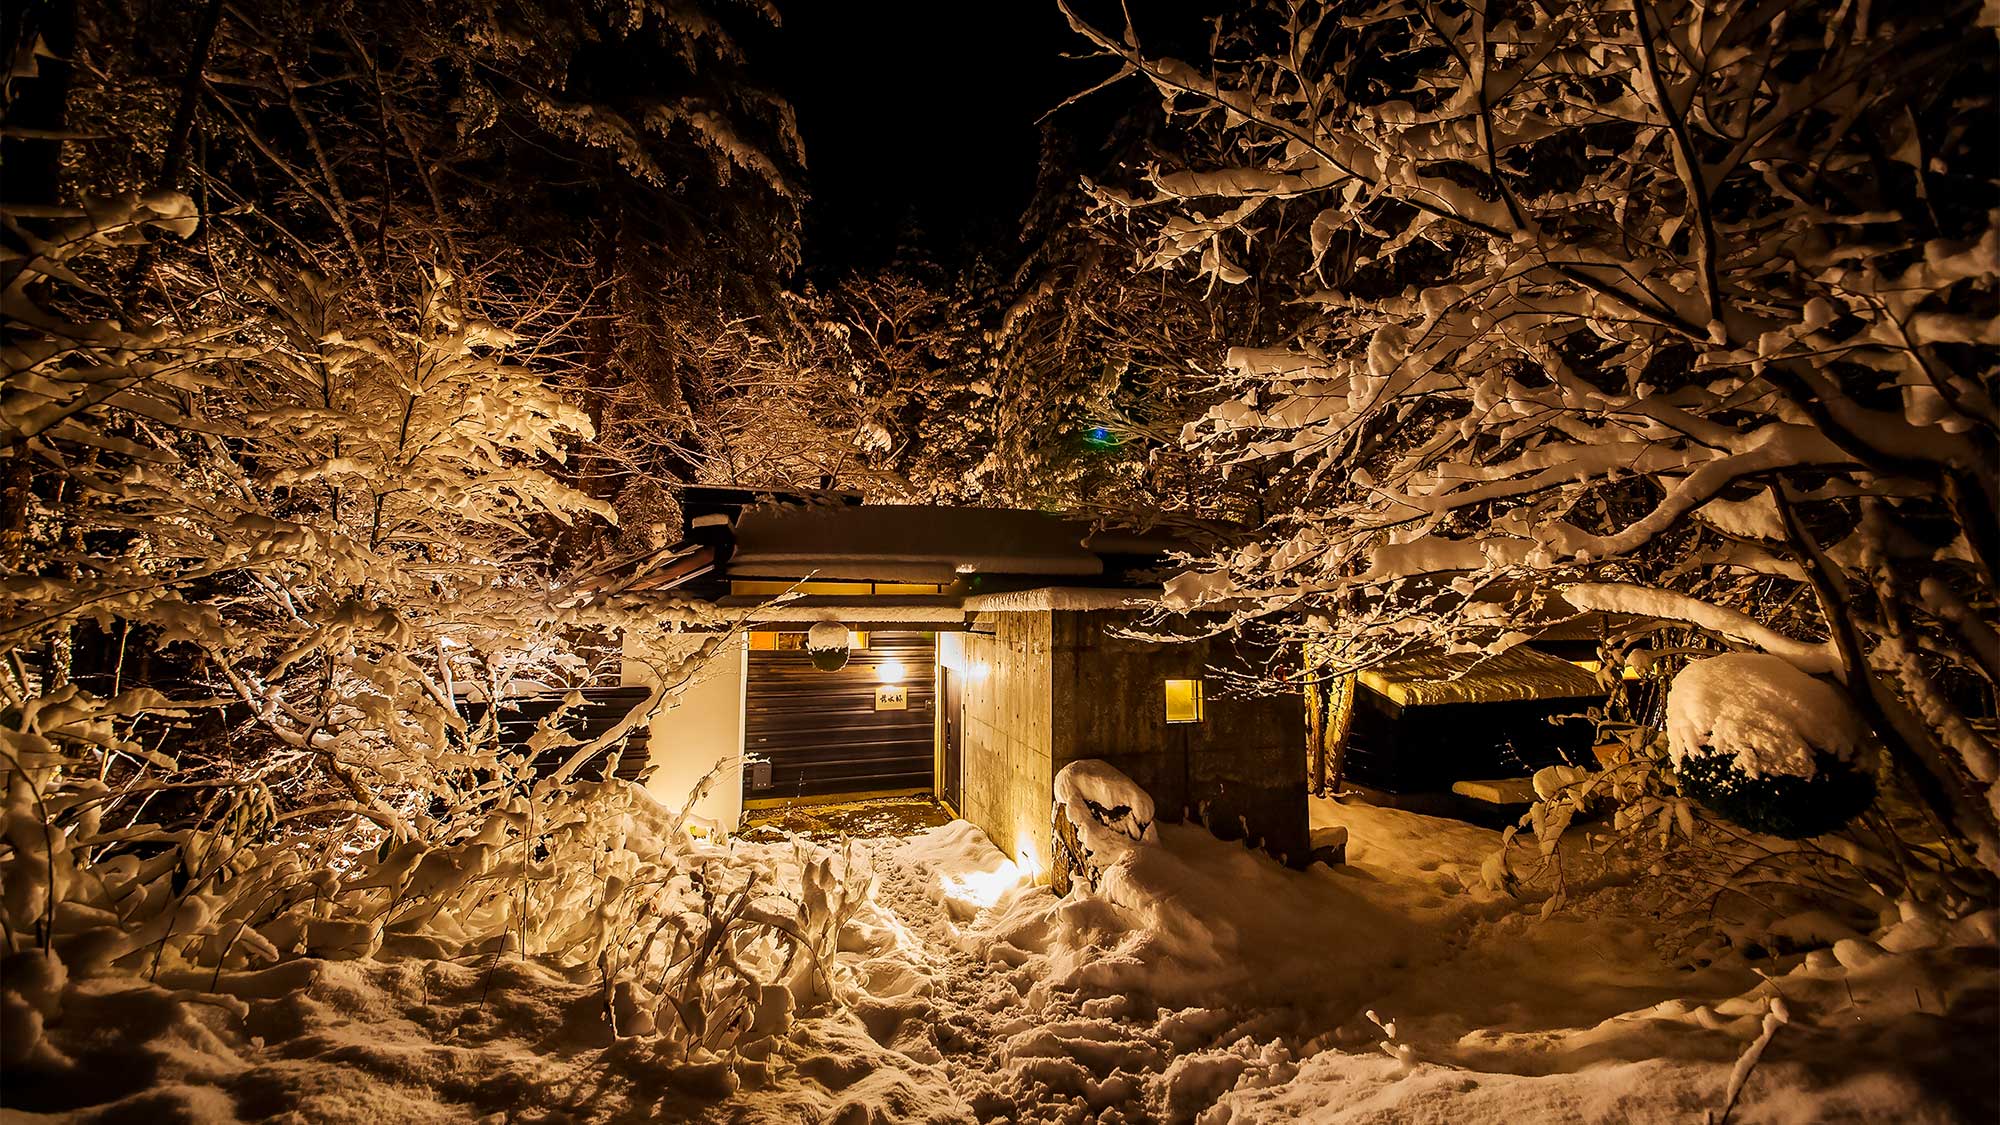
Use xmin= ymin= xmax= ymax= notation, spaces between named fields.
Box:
xmin=774 ymin=2 xmax=1108 ymax=275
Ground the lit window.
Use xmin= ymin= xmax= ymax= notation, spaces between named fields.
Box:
xmin=1164 ymin=679 xmax=1204 ymax=724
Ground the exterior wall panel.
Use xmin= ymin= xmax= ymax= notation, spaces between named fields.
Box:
xmin=954 ymin=612 xmax=1054 ymax=874
xmin=742 ymin=631 xmax=937 ymax=801
xmin=626 ymin=633 xmax=746 ymax=835
xmin=1050 ymin=611 xmax=1310 ymax=865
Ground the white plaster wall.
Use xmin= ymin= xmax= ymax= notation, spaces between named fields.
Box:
xmin=623 ymin=633 xmax=746 ymax=834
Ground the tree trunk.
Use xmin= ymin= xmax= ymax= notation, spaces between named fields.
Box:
xmin=1776 ymin=486 xmax=2000 ymax=872
xmin=120 ymin=0 xmax=227 ymax=305
xmin=1 ymin=0 xmax=74 ymax=569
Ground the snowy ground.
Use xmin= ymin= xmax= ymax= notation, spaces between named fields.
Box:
xmin=7 ymin=799 xmax=1995 ymax=1123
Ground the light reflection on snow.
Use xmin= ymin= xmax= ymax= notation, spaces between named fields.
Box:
xmin=938 ymin=861 xmax=1021 ymax=909
xmin=1013 ymin=838 xmax=1041 ymax=880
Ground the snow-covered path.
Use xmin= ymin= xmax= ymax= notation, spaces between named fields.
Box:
xmin=844 ymin=807 xmax=1996 ymax=1124
xmin=865 ymin=838 xmax=1071 ymax=1117
xmin=861 ymin=828 xmax=1300 ymax=1122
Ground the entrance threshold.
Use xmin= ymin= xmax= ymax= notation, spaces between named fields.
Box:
xmin=742 ymin=785 xmax=932 ymax=812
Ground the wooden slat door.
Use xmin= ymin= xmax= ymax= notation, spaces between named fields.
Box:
xmin=743 ymin=631 xmax=937 ymax=800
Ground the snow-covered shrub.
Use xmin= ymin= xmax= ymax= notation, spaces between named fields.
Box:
xmin=0 ymin=4 xmax=887 ymax=1092
xmin=1052 ymin=759 xmax=1157 ymax=893
xmin=1666 ymin=655 xmax=1872 ymax=784
xmin=0 ymin=192 xmax=878 ymax=1081
xmin=1483 ymin=684 xmax=1965 ymax=960
xmin=1666 ymin=655 xmax=1877 ymax=839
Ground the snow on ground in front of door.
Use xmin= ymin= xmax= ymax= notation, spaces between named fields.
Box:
xmin=12 ymin=799 xmax=1992 ymax=1123
xmin=741 ymin=794 xmax=955 ymax=843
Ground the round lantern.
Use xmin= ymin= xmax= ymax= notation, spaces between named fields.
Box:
xmin=805 ymin=620 xmax=851 ymax=672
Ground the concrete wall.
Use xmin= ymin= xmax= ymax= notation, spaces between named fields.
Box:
xmin=623 ymin=633 xmax=746 ymax=835
xmin=949 ymin=612 xmax=1054 ymax=875
xmin=1050 ymin=611 xmax=1309 ymax=866
xmin=948 ymin=608 xmax=1309 ymax=872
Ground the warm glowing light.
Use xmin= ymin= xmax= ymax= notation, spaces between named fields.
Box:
xmin=1013 ymin=837 xmax=1042 ymax=880
xmin=937 ymin=863 xmax=1020 ymax=909
xmin=971 ymin=660 xmax=990 ymax=681
xmin=1164 ymin=678 xmax=1205 ymax=723
xmin=878 ymin=658 xmax=906 ymax=683
xmin=1572 ymin=657 xmax=1640 ymax=680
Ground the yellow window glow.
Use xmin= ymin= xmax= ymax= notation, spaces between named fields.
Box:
xmin=1164 ymin=678 xmax=1205 ymax=724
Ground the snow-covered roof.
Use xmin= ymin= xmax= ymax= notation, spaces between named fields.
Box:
xmin=727 ymin=504 xmax=1109 ymax=583
xmin=1358 ymin=647 xmax=1602 ymax=707
xmin=961 ymin=587 xmax=1152 ymax=613
xmin=741 ymin=602 xmax=970 ymax=625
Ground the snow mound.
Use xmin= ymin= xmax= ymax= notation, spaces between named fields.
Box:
xmin=907 ymin=799 xmax=1420 ymax=1019
xmin=1666 ymin=653 xmax=1870 ymax=778
xmin=887 ymin=801 xmax=1994 ymax=1123
xmin=902 ymin=819 xmax=1028 ymax=921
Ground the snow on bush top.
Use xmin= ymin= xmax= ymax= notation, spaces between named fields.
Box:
xmin=1056 ymin=759 xmax=1156 ymax=832
xmin=805 ymin=620 xmax=850 ymax=652
xmin=1666 ymin=654 xmax=1868 ymax=779
xmin=1054 ymin=759 xmax=1156 ymax=860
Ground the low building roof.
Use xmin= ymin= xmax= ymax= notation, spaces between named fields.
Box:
xmin=1358 ymin=647 xmax=1603 ymax=707
xmin=581 ymin=487 xmax=1187 ymax=620
xmin=728 ymin=504 xmax=1110 ymax=583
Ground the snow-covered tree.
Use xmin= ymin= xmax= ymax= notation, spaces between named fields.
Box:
xmin=0 ymin=0 xmax=822 ymax=1005
xmin=1067 ymin=0 xmax=1999 ymax=869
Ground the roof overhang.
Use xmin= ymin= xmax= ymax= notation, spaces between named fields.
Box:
xmin=722 ymin=594 xmax=971 ymax=629
xmin=961 ymin=587 xmax=1153 ymax=612
xmin=727 ymin=504 xmax=1108 ymax=581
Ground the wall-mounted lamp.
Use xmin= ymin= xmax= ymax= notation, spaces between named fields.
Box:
xmin=1164 ymin=678 xmax=1205 ymax=724
xmin=878 ymin=658 xmax=906 ymax=684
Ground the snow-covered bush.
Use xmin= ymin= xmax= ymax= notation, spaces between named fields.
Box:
xmin=0 ymin=2 xmax=893 ymax=1097
xmin=1666 ymin=655 xmax=1871 ymax=783
xmin=1665 ymin=655 xmax=1877 ymax=839
xmin=1052 ymin=759 xmax=1157 ymax=893
xmin=1067 ymin=0 xmax=2000 ymax=884
xmin=0 ymin=191 xmax=867 ymax=1080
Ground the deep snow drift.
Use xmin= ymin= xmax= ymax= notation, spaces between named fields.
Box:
xmin=881 ymin=799 xmax=1995 ymax=1123
xmin=7 ymin=793 xmax=1995 ymax=1123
